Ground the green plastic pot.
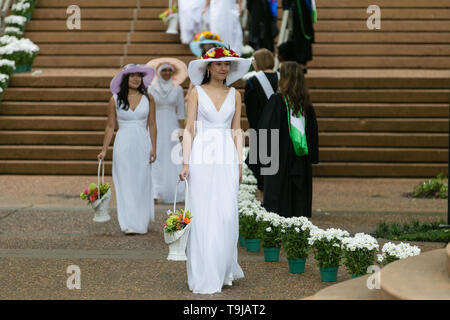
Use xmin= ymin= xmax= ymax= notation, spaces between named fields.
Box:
xmin=320 ymin=266 xmax=338 ymax=282
xmin=238 ymin=234 xmax=246 ymax=247
xmin=245 ymin=238 xmax=261 ymax=252
xmin=14 ymin=64 xmax=32 ymax=73
xmin=288 ymin=258 xmax=306 ymax=274
xmin=263 ymin=247 xmax=280 ymax=262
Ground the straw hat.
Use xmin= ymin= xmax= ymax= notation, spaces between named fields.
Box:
xmin=110 ymin=64 xmax=156 ymax=94
xmin=189 ymin=31 xmax=228 ymax=57
xmin=188 ymin=47 xmax=252 ymax=86
xmin=146 ymin=57 xmax=188 ymax=85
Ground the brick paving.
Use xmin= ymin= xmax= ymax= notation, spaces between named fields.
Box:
xmin=0 ymin=175 xmax=447 ymax=299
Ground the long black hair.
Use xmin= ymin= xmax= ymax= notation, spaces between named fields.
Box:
xmin=117 ymin=73 xmax=151 ymax=110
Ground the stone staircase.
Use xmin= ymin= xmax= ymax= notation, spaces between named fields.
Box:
xmin=306 ymin=242 xmax=450 ymax=300
xmin=0 ymin=0 xmax=448 ymax=175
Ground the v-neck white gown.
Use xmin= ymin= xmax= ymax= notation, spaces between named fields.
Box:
xmin=112 ymin=94 xmax=155 ymax=234
xmin=186 ymin=86 xmax=244 ymax=294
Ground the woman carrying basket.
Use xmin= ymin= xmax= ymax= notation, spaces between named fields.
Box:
xmin=179 ymin=47 xmax=251 ymax=294
xmin=98 ymin=64 xmax=157 ymax=235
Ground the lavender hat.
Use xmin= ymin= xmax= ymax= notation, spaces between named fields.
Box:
xmin=110 ymin=64 xmax=156 ymax=94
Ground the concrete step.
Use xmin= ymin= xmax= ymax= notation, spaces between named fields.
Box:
xmin=26 ymin=32 xmax=129 ymax=43
xmin=36 ymin=44 xmax=190 ymax=55
xmin=33 ymin=8 xmax=157 ymax=20
xmin=319 ymin=147 xmax=448 ymax=163
xmin=319 ymin=133 xmax=449 ymax=148
xmin=2 ymin=131 xmax=447 ymax=148
xmin=1 ymin=145 xmax=446 ymax=163
xmin=378 ymin=248 xmax=450 ymax=299
xmin=0 ymin=160 xmax=446 ymax=176
xmin=312 ymin=44 xmax=450 ymax=56
xmin=317 ymin=8 xmax=450 ymax=20
xmin=3 ymin=87 xmax=449 ymax=104
xmin=315 ymin=32 xmax=450 ymax=44
xmin=0 ymin=102 xmax=109 ymax=116
xmin=314 ymin=21 xmax=450 ymax=32
xmin=313 ymin=163 xmax=448 ymax=177
xmin=26 ymin=20 xmax=166 ymax=32
xmin=10 ymin=69 xmax=450 ymax=90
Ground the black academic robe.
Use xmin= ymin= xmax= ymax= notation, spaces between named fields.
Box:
xmin=247 ymin=0 xmax=278 ymax=52
xmin=282 ymin=0 xmax=315 ymax=64
xmin=257 ymin=93 xmax=318 ymax=218
xmin=244 ymin=73 xmax=279 ymax=190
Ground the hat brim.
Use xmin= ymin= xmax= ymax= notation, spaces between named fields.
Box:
xmin=110 ymin=65 xmax=156 ymax=94
xmin=188 ymin=57 xmax=252 ymax=86
xmin=146 ymin=57 xmax=188 ymax=85
xmin=189 ymin=40 xmax=228 ymax=57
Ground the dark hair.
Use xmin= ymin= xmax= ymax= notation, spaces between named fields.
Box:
xmin=278 ymin=61 xmax=311 ymax=116
xmin=117 ymin=73 xmax=151 ymax=110
xmin=277 ymin=40 xmax=296 ymax=62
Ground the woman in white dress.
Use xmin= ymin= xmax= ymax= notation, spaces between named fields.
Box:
xmin=203 ymin=0 xmax=243 ymax=55
xmin=98 ymin=64 xmax=157 ymax=235
xmin=179 ymin=0 xmax=206 ymax=44
xmin=147 ymin=58 xmax=188 ymax=203
xmin=179 ymin=47 xmax=251 ymax=294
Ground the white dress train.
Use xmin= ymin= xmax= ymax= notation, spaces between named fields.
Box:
xmin=112 ymin=94 xmax=155 ymax=233
xmin=148 ymin=84 xmax=185 ymax=203
xmin=207 ymin=0 xmax=243 ymax=55
xmin=186 ymin=86 xmax=244 ymax=294
xmin=179 ymin=0 xmax=206 ymax=44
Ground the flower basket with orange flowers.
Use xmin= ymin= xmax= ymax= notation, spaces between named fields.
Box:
xmin=163 ymin=179 xmax=192 ymax=261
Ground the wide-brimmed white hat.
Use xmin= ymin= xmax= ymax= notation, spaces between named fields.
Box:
xmin=188 ymin=47 xmax=251 ymax=86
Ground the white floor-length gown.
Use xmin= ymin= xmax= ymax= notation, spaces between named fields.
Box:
xmin=112 ymin=94 xmax=155 ymax=233
xmin=179 ymin=0 xmax=206 ymax=44
xmin=208 ymin=0 xmax=243 ymax=55
xmin=186 ymin=85 xmax=244 ymax=294
xmin=148 ymin=83 xmax=185 ymax=203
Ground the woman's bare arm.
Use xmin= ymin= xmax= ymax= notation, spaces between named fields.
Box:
xmin=147 ymin=93 xmax=157 ymax=162
xmin=182 ymin=87 xmax=198 ymax=165
xmin=98 ymin=97 xmax=116 ymax=160
xmin=231 ymin=89 xmax=243 ymax=170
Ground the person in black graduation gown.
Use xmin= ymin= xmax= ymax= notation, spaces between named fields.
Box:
xmin=247 ymin=0 xmax=278 ymax=52
xmin=258 ymin=61 xmax=318 ymax=218
xmin=244 ymin=48 xmax=279 ymax=198
xmin=282 ymin=0 xmax=315 ymax=72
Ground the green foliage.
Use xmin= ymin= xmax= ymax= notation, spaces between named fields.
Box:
xmin=239 ymin=213 xmax=260 ymax=239
xmin=281 ymin=227 xmax=310 ymax=259
xmin=343 ymin=248 xmax=377 ymax=275
xmin=0 ymin=64 xmax=15 ymax=75
xmin=311 ymin=238 xmax=342 ymax=268
xmin=374 ymin=219 xmax=449 ymax=242
xmin=259 ymin=221 xmax=282 ymax=248
xmin=411 ymin=173 xmax=448 ymax=199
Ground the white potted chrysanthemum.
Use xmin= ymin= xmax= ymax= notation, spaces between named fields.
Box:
xmin=341 ymin=233 xmax=379 ymax=278
xmin=377 ymin=242 xmax=421 ymax=266
xmin=0 ymin=36 xmax=39 ymax=73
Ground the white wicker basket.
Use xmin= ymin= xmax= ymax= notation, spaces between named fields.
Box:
xmin=164 ymin=178 xmax=190 ymax=261
xmin=92 ymin=160 xmax=111 ymax=223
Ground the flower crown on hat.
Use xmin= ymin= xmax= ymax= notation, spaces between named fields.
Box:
xmin=194 ymin=31 xmax=222 ymax=42
xmin=202 ymin=47 xmax=240 ymax=60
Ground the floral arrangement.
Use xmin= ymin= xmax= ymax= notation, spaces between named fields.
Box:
xmin=377 ymin=242 xmax=421 ymax=266
xmin=164 ymin=209 xmax=192 ymax=234
xmin=80 ymin=182 xmax=111 ymax=205
xmin=159 ymin=7 xmax=178 ymax=20
xmin=0 ymin=36 xmax=39 ymax=65
xmin=258 ymin=211 xmax=284 ymax=248
xmin=412 ymin=173 xmax=448 ymax=199
xmin=0 ymin=59 xmax=16 ymax=75
xmin=5 ymin=27 xmax=23 ymax=38
xmin=12 ymin=0 xmax=32 ymax=16
xmin=202 ymin=47 xmax=239 ymax=60
xmin=308 ymin=228 xmax=350 ymax=268
xmin=5 ymin=15 xmax=27 ymax=32
xmin=341 ymin=233 xmax=379 ymax=276
xmin=0 ymin=73 xmax=9 ymax=89
xmin=281 ymin=216 xmax=316 ymax=259
xmin=193 ymin=31 xmax=221 ymax=42
xmin=238 ymin=198 xmax=265 ymax=239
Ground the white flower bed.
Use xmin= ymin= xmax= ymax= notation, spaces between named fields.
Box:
xmin=341 ymin=233 xmax=379 ymax=252
xmin=5 ymin=15 xmax=27 ymax=27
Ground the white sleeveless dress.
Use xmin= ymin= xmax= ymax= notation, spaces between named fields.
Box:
xmin=207 ymin=0 xmax=243 ymax=55
xmin=148 ymin=84 xmax=185 ymax=203
xmin=179 ymin=0 xmax=206 ymax=44
xmin=186 ymin=86 xmax=244 ymax=294
xmin=112 ymin=94 xmax=155 ymax=234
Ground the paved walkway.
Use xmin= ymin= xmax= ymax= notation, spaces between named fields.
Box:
xmin=0 ymin=175 xmax=447 ymax=299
